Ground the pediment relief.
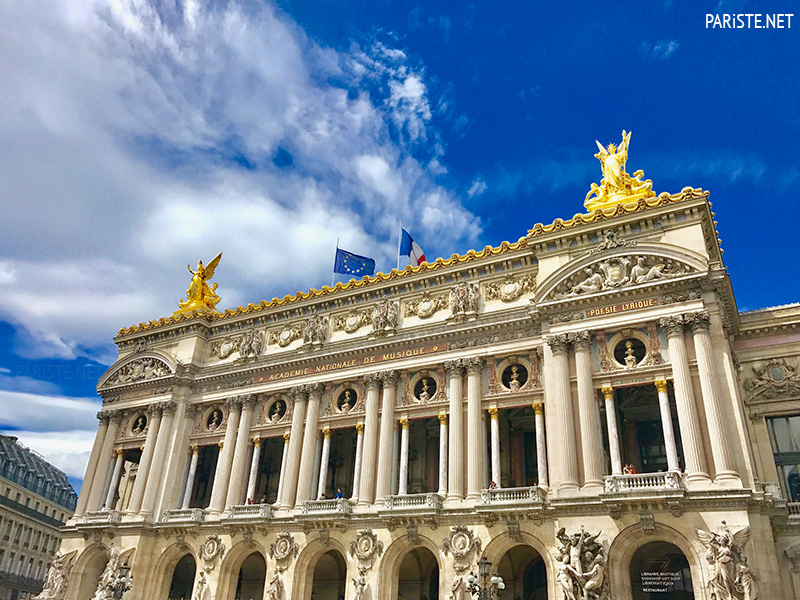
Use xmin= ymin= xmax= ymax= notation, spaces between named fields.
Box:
xmin=743 ymin=358 xmax=800 ymax=401
xmin=538 ymin=247 xmax=706 ymax=303
xmin=100 ymin=354 xmax=175 ymax=388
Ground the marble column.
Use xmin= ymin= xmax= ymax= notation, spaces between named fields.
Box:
xmin=445 ymin=360 xmax=465 ymax=501
xmin=140 ymin=402 xmax=176 ymax=518
xmin=127 ymin=406 xmax=161 ymax=514
xmin=533 ymin=403 xmax=548 ymax=487
xmin=687 ymin=311 xmax=739 ymax=481
xmin=398 ymin=418 xmax=410 ymax=495
xmin=295 ymin=384 xmax=324 ymax=507
xmin=488 ymin=407 xmax=501 ymax=488
xmin=226 ymin=396 xmax=257 ymax=508
xmin=208 ymin=398 xmax=242 ymax=515
xmin=351 ymin=424 xmax=365 ymax=502
xmin=374 ymin=371 xmax=398 ymax=504
xmin=602 ymin=387 xmax=623 ymax=476
xmin=246 ymin=438 xmax=262 ymax=503
xmin=546 ymin=335 xmax=579 ymax=491
xmin=317 ymin=427 xmax=332 ymax=500
xmin=466 ymin=357 xmax=485 ymax=500
xmin=654 ymin=380 xmax=680 ymax=472
xmin=572 ymin=331 xmax=604 ymax=490
xmin=276 ymin=433 xmax=290 ymax=504
xmin=280 ymin=386 xmax=308 ymax=510
xmin=438 ymin=413 xmax=448 ymax=496
xmin=181 ymin=446 xmax=200 ymax=509
xmin=391 ymin=424 xmax=400 ymax=495
xmin=104 ymin=449 xmax=125 ymax=511
xmin=310 ymin=433 xmax=322 ymax=499
xmin=358 ymin=374 xmax=382 ymax=506
xmin=660 ymin=316 xmax=709 ymax=482
xmin=74 ymin=412 xmax=111 ymax=518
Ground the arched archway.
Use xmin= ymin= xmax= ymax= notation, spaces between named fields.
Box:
xmin=495 ymin=544 xmax=547 ymax=600
xmin=379 ymin=535 xmax=445 ymax=600
xmin=167 ymin=554 xmax=196 ymax=600
xmin=630 ymin=541 xmax=693 ymax=599
xmin=67 ymin=545 xmax=108 ymax=600
xmin=311 ymin=550 xmax=346 ymax=600
xmin=398 ymin=547 xmax=440 ymax=599
xmin=235 ymin=552 xmax=266 ymax=600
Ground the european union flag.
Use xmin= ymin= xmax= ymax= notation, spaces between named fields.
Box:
xmin=334 ymin=248 xmax=376 ymax=277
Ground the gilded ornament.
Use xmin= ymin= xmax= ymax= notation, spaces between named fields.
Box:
xmin=584 ymin=130 xmax=655 ymax=212
xmin=175 ymin=253 xmax=223 ymax=315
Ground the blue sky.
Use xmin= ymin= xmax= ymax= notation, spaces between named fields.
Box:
xmin=0 ymin=0 xmax=797 ymax=490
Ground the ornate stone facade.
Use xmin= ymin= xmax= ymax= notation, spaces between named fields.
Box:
xmin=54 ymin=178 xmax=800 ymax=600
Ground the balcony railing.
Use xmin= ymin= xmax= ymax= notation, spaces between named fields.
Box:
xmin=302 ymin=498 xmax=352 ymax=516
xmin=160 ymin=508 xmax=205 ymax=523
xmin=226 ymin=504 xmax=273 ymax=520
xmin=384 ymin=493 xmax=443 ymax=511
xmin=603 ymin=471 xmax=683 ymax=494
xmin=480 ymin=486 xmax=545 ymax=506
xmin=788 ymin=502 xmax=800 ymax=519
xmin=81 ymin=510 xmax=121 ymax=525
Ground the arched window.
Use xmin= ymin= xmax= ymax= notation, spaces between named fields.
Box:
xmin=630 ymin=541 xmax=693 ymax=599
xmin=168 ymin=554 xmax=196 ymax=600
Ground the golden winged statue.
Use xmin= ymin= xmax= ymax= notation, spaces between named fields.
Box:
xmin=584 ymin=130 xmax=656 ymax=212
xmin=174 ymin=252 xmax=223 ymax=315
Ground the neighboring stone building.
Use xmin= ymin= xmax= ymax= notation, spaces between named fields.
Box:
xmin=54 ymin=138 xmax=800 ymax=600
xmin=0 ymin=435 xmax=77 ymax=600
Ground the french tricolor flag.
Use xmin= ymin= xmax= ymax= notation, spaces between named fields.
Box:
xmin=400 ymin=228 xmax=426 ymax=266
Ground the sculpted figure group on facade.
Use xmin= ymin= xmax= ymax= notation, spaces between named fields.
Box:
xmin=556 ymin=527 xmax=609 ymax=600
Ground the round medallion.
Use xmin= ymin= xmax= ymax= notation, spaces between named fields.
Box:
xmin=206 ymin=409 xmax=223 ymax=431
xmin=131 ymin=414 xmax=147 ymax=435
xmin=274 ymin=537 xmax=293 ymax=560
xmin=337 ymin=389 xmax=357 ymax=413
xmin=219 ymin=340 xmax=234 ymax=358
xmin=280 ymin=329 xmax=292 ymax=341
xmin=503 ymin=282 xmax=518 ymax=295
xmin=268 ymin=399 xmax=287 ymax=423
xmin=501 ymin=364 xmax=528 ymax=390
xmin=771 ymin=366 xmax=785 ymax=382
xmin=347 ymin=315 xmax=359 ymax=327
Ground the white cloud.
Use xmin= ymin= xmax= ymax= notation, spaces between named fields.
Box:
xmin=0 ymin=390 xmax=99 ymax=432
xmin=641 ymin=40 xmax=680 ymax=61
xmin=0 ymin=1 xmax=481 ymax=359
xmin=467 ymin=178 xmax=487 ymax=198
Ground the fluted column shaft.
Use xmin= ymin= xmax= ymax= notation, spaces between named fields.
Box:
xmin=602 ymin=387 xmax=623 ymax=476
xmin=655 ymin=381 xmax=680 ymax=472
xmin=547 ymin=336 xmax=579 ymax=490
xmin=573 ymin=333 xmax=604 ymax=489
xmin=127 ymin=409 xmax=161 ymax=514
xmin=533 ymin=403 xmax=548 ymax=487
xmin=374 ymin=372 xmax=398 ymax=504
xmin=104 ymin=450 xmax=125 ymax=510
xmin=466 ymin=357 xmax=485 ymax=500
xmin=352 ymin=424 xmax=365 ymax=502
xmin=317 ymin=428 xmax=332 ymax=500
xmin=280 ymin=387 xmax=308 ymax=509
xmin=140 ymin=403 xmax=176 ymax=518
xmin=398 ymin=418 xmax=410 ymax=495
xmin=295 ymin=385 xmax=323 ymax=506
xmin=446 ymin=361 xmax=465 ymax=501
xmin=209 ymin=400 xmax=242 ymax=514
xmin=358 ymin=375 xmax=381 ymax=506
xmin=181 ymin=446 xmax=200 ymax=509
xmin=246 ymin=439 xmax=262 ymax=503
xmin=226 ymin=397 xmax=256 ymax=508
xmin=689 ymin=313 xmax=738 ymax=480
xmin=75 ymin=414 xmax=110 ymax=517
xmin=661 ymin=316 xmax=709 ymax=481
xmin=489 ymin=408 xmax=501 ymax=488
xmin=438 ymin=414 xmax=448 ymax=496
xmin=276 ymin=433 xmax=290 ymax=503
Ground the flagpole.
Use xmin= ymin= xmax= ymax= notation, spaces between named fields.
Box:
xmin=331 ymin=237 xmax=339 ymax=288
xmin=396 ymin=220 xmax=402 ymax=271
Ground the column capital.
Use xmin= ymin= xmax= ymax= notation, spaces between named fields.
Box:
xmin=659 ymin=315 xmax=686 ymax=337
xmin=252 ymin=436 xmax=262 ymax=447
xmin=283 ymin=432 xmax=291 ymax=443
xmin=308 ymin=383 xmax=325 ymax=397
xmin=399 ymin=417 xmax=410 ymax=429
xmin=532 ymin=402 xmax=544 ymax=415
xmin=686 ymin=311 xmax=711 ymax=334
xmin=225 ymin=395 xmax=244 ymax=409
xmin=158 ymin=401 xmax=177 ymax=415
xmin=569 ymin=330 xmax=592 ymax=351
xmin=185 ymin=403 xmax=201 ymax=418
xmin=218 ymin=440 xmax=225 ymax=449
xmin=444 ymin=359 xmax=465 ymax=376
xmin=356 ymin=423 xmax=365 ymax=433
xmin=546 ymin=334 xmax=570 ymax=354
xmin=97 ymin=410 xmax=118 ymax=424
xmin=380 ymin=370 xmax=399 ymax=385
xmin=438 ymin=413 xmax=448 ymax=425
xmin=322 ymin=427 xmax=331 ymax=439
xmin=190 ymin=445 xmax=199 ymax=454
xmin=654 ymin=379 xmax=669 ymax=393
xmin=601 ymin=386 xmax=614 ymax=400
xmin=239 ymin=394 xmax=258 ymax=410
xmin=146 ymin=403 xmax=162 ymax=416
xmin=363 ymin=372 xmax=382 ymax=390
xmin=115 ymin=448 xmax=125 ymax=457
xmin=465 ymin=356 xmax=484 ymax=374
xmin=488 ymin=407 xmax=499 ymax=420
xmin=290 ymin=385 xmax=309 ymax=402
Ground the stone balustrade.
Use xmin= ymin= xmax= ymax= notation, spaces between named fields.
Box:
xmin=788 ymin=502 xmax=800 ymax=520
xmin=301 ymin=498 xmax=352 ymax=516
xmin=384 ymin=492 xmax=443 ymax=511
xmin=226 ymin=504 xmax=273 ymax=520
xmin=82 ymin=510 xmax=121 ymax=524
xmin=603 ymin=471 xmax=683 ymax=494
xmin=161 ymin=508 xmax=205 ymax=523
xmin=480 ymin=486 xmax=545 ymax=506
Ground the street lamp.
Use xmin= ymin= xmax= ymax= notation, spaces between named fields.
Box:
xmin=466 ymin=557 xmax=505 ymax=599
xmin=109 ymin=562 xmax=133 ymax=600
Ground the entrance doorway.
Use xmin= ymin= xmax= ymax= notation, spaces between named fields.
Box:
xmin=167 ymin=554 xmax=196 ymax=600
xmin=235 ymin=553 xmax=266 ymax=600
xmin=398 ymin=547 xmax=439 ymax=600
xmin=495 ymin=544 xmax=547 ymax=600
xmin=311 ymin=550 xmax=346 ymax=600
xmin=630 ymin=541 xmax=693 ymax=599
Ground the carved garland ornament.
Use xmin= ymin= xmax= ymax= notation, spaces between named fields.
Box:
xmin=199 ymin=535 xmax=225 ymax=572
xmin=269 ymin=532 xmax=299 ymax=564
xmin=442 ymin=526 xmax=481 ymax=573
xmin=333 ymin=309 xmax=370 ymax=333
xmin=743 ymin=358 xmax=800 ymax=401
xmin=404 ymin=291 xmax=449 ymax=319
xmin=268 ymin=324 xmax=303 ymax=347
xmin=484 ymin=274 xmax=535 ymax=303
xmin=349 ymin=530 xmax=384 ymax=571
